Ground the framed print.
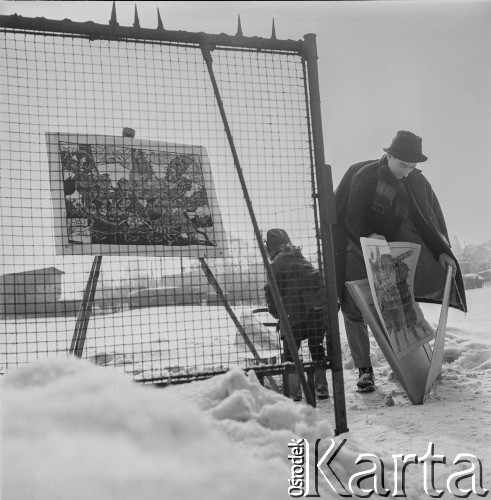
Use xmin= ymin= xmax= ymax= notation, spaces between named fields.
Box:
xmin=46 ymin=133 xmax=227 ymax=257
xmin=360 ymin=238 xmax=435 ymax=359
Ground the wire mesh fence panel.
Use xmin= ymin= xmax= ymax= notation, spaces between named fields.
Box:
xmin=0 ymin=28 xmax=327 ymax=383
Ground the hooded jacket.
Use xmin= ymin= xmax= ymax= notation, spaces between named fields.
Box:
xmin=333 ymin=157 xmax=467 ymax=312
xmin=264 ymin=229 xmax=323 ymax=327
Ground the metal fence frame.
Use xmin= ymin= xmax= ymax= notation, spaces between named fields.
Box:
xmin=0 ymin=5 xmax=348 ymax=434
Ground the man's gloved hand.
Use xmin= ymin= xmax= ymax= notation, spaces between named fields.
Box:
xmin=368 ymin=233 xmax=386 ymax=241
xmin=438 ymin=253 xmax=457 ymax=275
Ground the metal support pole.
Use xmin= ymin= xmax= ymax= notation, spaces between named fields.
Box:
xmin=70 ymin=255 xmax=102 ymax=357
xmin=303 ymin=34 xmax=348 ymax=433
xmin=198 ymin=258 xmax=279 ymax=391
xmin=200 ymin=43 xmax=315 ymax=407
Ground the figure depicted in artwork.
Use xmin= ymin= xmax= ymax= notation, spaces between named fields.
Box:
xmin=376 ymin=254 xmax=407 ymax=350
xmin=333 ymin=130 xmax=467 ymax=393
xmin=263 ymin=229 xmax=329 ymax=401
xmin=394 ymin=261 xmax=417 ymax=326
xmin=394 ymin=258 xmax=432 ymax=343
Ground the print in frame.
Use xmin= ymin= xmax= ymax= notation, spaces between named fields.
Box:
xmin=46 ymin=133 xmax=227 ymax=257
xmin=360 ymin=237 xmax=435 ymax=359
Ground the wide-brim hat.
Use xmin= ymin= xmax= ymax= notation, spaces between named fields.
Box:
xmin=383 ymin=130 xmax=428 ymax=163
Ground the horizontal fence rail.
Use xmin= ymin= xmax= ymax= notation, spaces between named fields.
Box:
xmin=0 ymin=14 xmax=303 ymax=52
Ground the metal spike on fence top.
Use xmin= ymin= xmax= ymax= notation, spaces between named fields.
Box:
xmin=236 ymin=14 xmax=243 ymax=36
xmin=133 ymin=5 xmax=140 ymax=28
xmin=109 ymin=1 xmax=119 ymax=27
xmin=157 ymin=8 xmax=164 ymax=30
xmin=271 ymin=18 xmax=277 ymax=39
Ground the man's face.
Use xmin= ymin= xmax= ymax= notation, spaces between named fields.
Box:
xmin=387 ymin=155 xmax=417 ymax=179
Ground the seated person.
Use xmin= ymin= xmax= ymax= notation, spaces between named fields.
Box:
xmin=264 ymin=228 xmax=328 ymax=400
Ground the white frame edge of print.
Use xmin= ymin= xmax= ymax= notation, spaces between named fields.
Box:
xmin=46 ymin=132 xmax=228 ymax=257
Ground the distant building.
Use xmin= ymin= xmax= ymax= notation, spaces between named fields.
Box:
xmin=462 ymin=273 xmax=485 ymax=290
xmin=129 ymin=286 xmax=204 ymax=308
xmin=0 ymin=267 xmax=64 ymax=316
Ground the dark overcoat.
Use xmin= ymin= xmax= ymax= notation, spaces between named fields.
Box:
xmin=333 ymin=158 xmax=467 ymax=312
xmin=264 ymin=245 xmax=323 ymax=327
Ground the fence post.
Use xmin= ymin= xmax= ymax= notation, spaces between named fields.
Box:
xmin=303 ymin=33 xmax=348 ymax=433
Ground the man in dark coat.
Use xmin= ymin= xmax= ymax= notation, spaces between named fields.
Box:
xmin=333 ymin=130 xmax=467 ymax=392
xmin=264 ymin=228 xmax=329 ymax=400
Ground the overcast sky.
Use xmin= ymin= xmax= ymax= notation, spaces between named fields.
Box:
xmin=1 ymin=0 xmax=490 ymax=246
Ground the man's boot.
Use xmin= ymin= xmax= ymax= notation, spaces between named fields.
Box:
xmin=357 ymin=367 xmax=375 ymax=393
xmin=314 ymin=368 xmax=329 ymax=399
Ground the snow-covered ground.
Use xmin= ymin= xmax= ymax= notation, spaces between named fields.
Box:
xmin=1 ymin=287 xmax=490 ymax=499
xmin=325 ymin=287 xmax=491 ymax=495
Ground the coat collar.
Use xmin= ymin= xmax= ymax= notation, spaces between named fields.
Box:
xmin=271 ymin=244 xmax=303 ymax=262
xmin=379 ymin=154 xmax=423 ymax=176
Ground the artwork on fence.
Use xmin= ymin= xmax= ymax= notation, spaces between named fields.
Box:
xmin=46 ymin=133 xmax=227 ymax=257
xmin=360 ymin=237 xmax=435 ymax=359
